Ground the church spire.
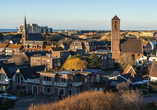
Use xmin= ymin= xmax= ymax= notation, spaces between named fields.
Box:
xmin=23 ymin=16 xmax=27 ymax=31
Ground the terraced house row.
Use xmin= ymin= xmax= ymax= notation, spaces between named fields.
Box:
xmin=0 ymin=63 xmax=106 ymax=97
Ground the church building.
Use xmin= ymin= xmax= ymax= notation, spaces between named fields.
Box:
xmin=111 ymin=15 xmax=143 ymax=61
xmin=22 ymin=16 xmax=47 ymax=51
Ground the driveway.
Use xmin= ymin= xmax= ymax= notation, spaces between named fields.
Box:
xmin=9 ymin=95 xmax=58 ymax=110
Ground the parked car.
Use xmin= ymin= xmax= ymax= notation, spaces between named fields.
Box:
xmin=0 ymin=93 xmax=17 ymax=100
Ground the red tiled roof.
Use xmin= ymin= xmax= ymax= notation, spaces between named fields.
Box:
xmin=122 ymin=65 xmax=131 ymax=74
xmin=137 ymin=54 xmax=143 ymax=59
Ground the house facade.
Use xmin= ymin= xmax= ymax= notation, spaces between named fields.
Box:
xmin=37 ymin=69 xmax=105 ymax=97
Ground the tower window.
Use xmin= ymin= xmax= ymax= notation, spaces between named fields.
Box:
xmin=115 ymin=25 xmax=117 ymax=29
xmin=115 ymin=21 xmax=116 ymax=23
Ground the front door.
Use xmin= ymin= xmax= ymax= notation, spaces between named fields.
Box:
xmin=33 ymin=86 xmax=38 ymax=95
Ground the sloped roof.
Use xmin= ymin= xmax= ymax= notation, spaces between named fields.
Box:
xmin=137 ymin=54 xmax=143 ymax=59
xmin=44 ymin=45 xmax=51 ymax=50
xmin=120 ymin=39 xmax=142 ymax=53
xmin=0 ymin=44 xmax=8 ymax=48
xmin=19 ymin=65 xmax=45 ymax=80
xmin=150 ymin=61 xmax=157 ymax=77
xmin=112 ymin=15 xmax=120 ymax=20
xmin=51 ymin=47 xmax=64 ymax=51
xmin=8 ymin=44 xmax=22 ymax=49
xmin=27 ymin=33 xmax=44 ymax=41
xmin=143 ymin=41 xmax=148 ymax=46
xmin=3 ymin=64 xmax=28 ymax=79
xmin=122 ymin=64 xmax=136 ymax=75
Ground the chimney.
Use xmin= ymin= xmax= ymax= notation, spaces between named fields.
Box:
xmin=51 ymin=44 xmax=54 ymax=47
xmin=15 ymin=42 xmax=17 ymax=45
xmin=0 ymin=42 xmax=1 ymax=45
xmin=81 ymin=68 xmax=83 ymax=72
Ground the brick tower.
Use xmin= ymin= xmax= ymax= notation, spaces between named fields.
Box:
xmin=111 ymin=15 xmax=120 ymax=61
xmin=22 ymin=16 xmax=28 ymax=44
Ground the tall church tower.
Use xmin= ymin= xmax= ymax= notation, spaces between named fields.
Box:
xmin=22 ymin=16 xmax=28 ymax=44
xmin=111 ymin=15 xmax=120 ymax=61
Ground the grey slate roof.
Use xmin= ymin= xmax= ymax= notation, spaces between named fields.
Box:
xmin=27 ymin=33 xmax=44 ymax=41
xmin=19 ymin=65 xmax=45 ymax=80
xmin=2 ymin=64 xmax=29 ymax=79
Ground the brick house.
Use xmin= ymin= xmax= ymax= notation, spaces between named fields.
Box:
xmin=37 ymin=69 xmax=106 ymax=97
xmin=0 ymin=44 xmax=8 ymax=56
xmin=12 ymin=65 xmax=45 ymax=94
xmin=30 ymin=54 xmax=61 ymax=69
xmin=7 ymin=43 xmax=23 ymax=55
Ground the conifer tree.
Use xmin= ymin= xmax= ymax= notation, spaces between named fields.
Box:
xmin=88 ymin=53 xmax=102 ymax=69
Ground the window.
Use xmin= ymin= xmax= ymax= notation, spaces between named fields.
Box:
xmin=115 ymin=21 xmax=116 ymax=23
xmin=115 ymin=25 xmax=117 ymax=29
xmin=96 ymin=75 xmax=99 ymax=82
xmin=60 ymin=77 xmax=65 ymax=82
xmin=87 ymin=76 xmax=90 ymax=82
xmin=43 ymin=87 xmax=46 ymax=93
xmin=91 ymin=76 xmax=93 ymax=82
xmin=44 ymin=76 xmax=51 ymax=81
xmin=153 ymin=59 xmax=156 ymax=61
xmin=73 ymin=76 xmax=78 ymax=82
xmin=58 ymin=88 xmax=65 ymax=96
xmin=47 ymin=87 xmax=51 ymax=94
xmin=77 ymin=88 xmax=80 ymax=94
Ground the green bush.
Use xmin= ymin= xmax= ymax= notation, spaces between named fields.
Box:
xmin=17 ymin=89 xmax=25 ymax=97
xmin=0 ymin=105 xmax=8 ymax=110
xmin=6 ymin=99 xmax=15 ymax=108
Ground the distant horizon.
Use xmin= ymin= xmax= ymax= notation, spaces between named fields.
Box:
xmin=1 ymin=0 xmax=157 ymax=30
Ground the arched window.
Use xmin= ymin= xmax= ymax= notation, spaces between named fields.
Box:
xmin=115 ymin=25 xmax=117 ymax=29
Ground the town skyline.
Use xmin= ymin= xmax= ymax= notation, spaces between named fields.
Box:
xmin=1 ymin=0 xmax=157 ymax=30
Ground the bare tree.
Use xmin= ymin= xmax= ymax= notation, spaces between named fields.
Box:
xmin=119 ymin=54 xmax=135 ymax=70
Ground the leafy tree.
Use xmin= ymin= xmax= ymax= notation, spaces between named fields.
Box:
xmin=63 ymin=58 xmax=87 ymax=70
xmin=87 ymin=53 xmax=102 ymax=69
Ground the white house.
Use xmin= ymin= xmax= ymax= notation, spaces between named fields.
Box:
xmin=136 ymin=54 xmax=147 ymax=66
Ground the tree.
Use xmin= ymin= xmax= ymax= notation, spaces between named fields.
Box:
xmin=87 ymin=53 xmax=102 ymax=69
xmin=63 ymin=58 xmax=87 ymax=70
xmin=119 ymin=54 xmax=135 ymax=70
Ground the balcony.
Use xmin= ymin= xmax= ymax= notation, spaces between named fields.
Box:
xmin=72 ymin=82 xmax=82 ymax=87
xmin=16 ymin=82 xmax=26 ymax=86
xmin=0 ymin=81 xmax=9 ymax=85
xmin=42 ymin=81 xmax=53 ymax=85
xmin=27 ymin=79 xmax=40 ymax=84
xmin=54 ymin=82 xmax=67 ymax=87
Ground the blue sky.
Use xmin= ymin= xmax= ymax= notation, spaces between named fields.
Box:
xmin=0 ymin=0 xmax=157 ymax=30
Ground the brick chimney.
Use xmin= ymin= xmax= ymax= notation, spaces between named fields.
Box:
xmin=81 ymin=68 xmax=83 ymax=72
xmin=15 ymin=42 xmax=17 ymax=45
